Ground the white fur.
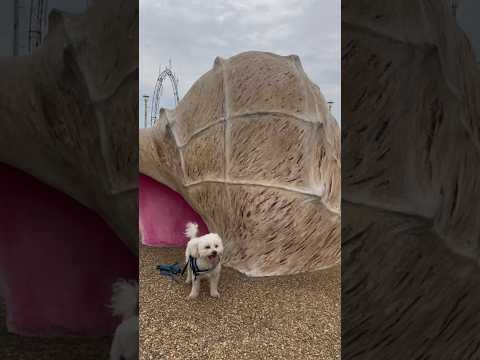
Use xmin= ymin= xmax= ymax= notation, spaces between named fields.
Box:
xmin=110 ymin=279 xmax=139 ymax=360
xmin=184 ymin=223 xmax=224 ymax=299
xmin=185 ymin=222 xmax=199 ymax=240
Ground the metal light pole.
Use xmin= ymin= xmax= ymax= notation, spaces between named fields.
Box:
xmin=328 ymin=101 xmax=334 ymax=113
xmin=143 ymin=95 xmax=149 ymax=128
xmin=451 ymin=0 xmax=462 ymax=18
xmin=13 ymin=0 xmax=20 ymax=56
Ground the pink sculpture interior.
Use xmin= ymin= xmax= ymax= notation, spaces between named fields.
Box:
xmin=139 ymin=174 xmax=209 ymax=247
xmin=0 ymin=163 xmax=138 ymax=336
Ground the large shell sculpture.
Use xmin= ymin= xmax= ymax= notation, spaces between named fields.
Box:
xmin=0 ymin=1 xmax=139 ymax=255
xmin=0 ymin=0 xmax=138 ymax=336
xmin=342 ymin=0 xmax=480 ymax=357
xmin=140 ymin=51 xmax=340 ymax=276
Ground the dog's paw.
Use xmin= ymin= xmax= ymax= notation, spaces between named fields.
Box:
xmin=210 ymin=291 xmax=220 ymax=298
xmin=185 ymin=279 xmax=191 ymax=284
xmin=188 ymin=292 xmax=199 ymax=299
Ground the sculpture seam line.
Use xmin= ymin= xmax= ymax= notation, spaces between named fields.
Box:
xmin=294 ymin=56 xmax=320 ymax=197
xmin=221 ymin=58 xmax=232 ymax=229
xmin=184 ymin=178 xmax=340 ymax=215
xmin=175 ymin=111 xmax=319 ymax=149
xmin=164 ymin=110 xmax=188 ymax=183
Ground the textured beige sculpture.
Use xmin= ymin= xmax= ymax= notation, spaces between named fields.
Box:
xmin=0 ymin=0 xmax=139 ymax=253
xmin=140 ymin=51 xmax=340 ymax=276
xmin=343 ymin=0 xmax=480 ymax=260
xmin=342 ymin=1 xmax=480 ymax=357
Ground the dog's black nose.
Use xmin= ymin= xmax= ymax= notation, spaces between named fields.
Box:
xmin=212 ymin=250 xmax=217 ymax=256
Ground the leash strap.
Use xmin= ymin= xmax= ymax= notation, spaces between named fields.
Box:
xmin=188 ymin=256 xmax=217 ymax=280
xmin=158 ymin=257 xmax=219 ymax=282
xmin=181 ymin=261 xmax=189 ymax=276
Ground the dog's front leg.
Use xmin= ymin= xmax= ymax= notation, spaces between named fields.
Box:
xmin=188 ymin=277 xmax=200 ymax=299
xmin=185 ymin=268 xmax=192 ymax=284
xmin=110 ymin=330 xmax=123 ymax=360
xmin=209 ymin=271 xmax=220 ymax=298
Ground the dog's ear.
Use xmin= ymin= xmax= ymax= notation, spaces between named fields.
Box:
xmin=189 ymin=241 xmax=200 ymax=258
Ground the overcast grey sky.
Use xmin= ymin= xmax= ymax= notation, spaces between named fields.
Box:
xmin=458 ymin=0 xmax=480 ymax=60
xmin=139 ymin=0 xmax=341 ymax=126
xmin=0 ymin=1 xmax=478 ymax=127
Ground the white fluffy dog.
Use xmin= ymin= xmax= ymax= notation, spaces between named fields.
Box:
xmin=184 ymin=222 xmax=223 ymax=299
xmin=110 ymin=279 xmax=139 ymax=360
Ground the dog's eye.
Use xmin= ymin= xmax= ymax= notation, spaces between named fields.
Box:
xmin=205 ymin=246 xmax=210 ymax=249
xmin=215 ymin=245 xmax=218 ymax=248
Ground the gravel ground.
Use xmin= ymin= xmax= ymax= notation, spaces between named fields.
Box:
xmin=140 ymin=245 xmax=340 ymax=360
xmin=0 ymin=299 xmax=112 ymax=360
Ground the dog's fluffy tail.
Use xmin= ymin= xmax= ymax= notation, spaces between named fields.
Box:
xmin=110 ymin=279 xmax=138 ymax=321
xmin=185 ymin=222 xmax=199 ymax=240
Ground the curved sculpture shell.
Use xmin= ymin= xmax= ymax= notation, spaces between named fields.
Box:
xmin=342 ymin=1 xmax=480 ymax=357
xmin=140 ymin=51 xmax=340 ymax=276
xmin=0 ymin=0 xmax=138 ymax=336
xmin=0 ymin=2 xmax=138 ymax=254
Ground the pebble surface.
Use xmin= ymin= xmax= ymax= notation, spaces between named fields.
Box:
xmin=0 ymin=299 xmax=112 ymax=359
xmin=140 ymin=245 xmax=340 ymax=360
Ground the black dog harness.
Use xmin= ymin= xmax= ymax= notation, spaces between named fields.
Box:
xmin=157 ymin=256 xmax=220 ymax=282
xmin=183 ymin=255 xmax=219 ymax=280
